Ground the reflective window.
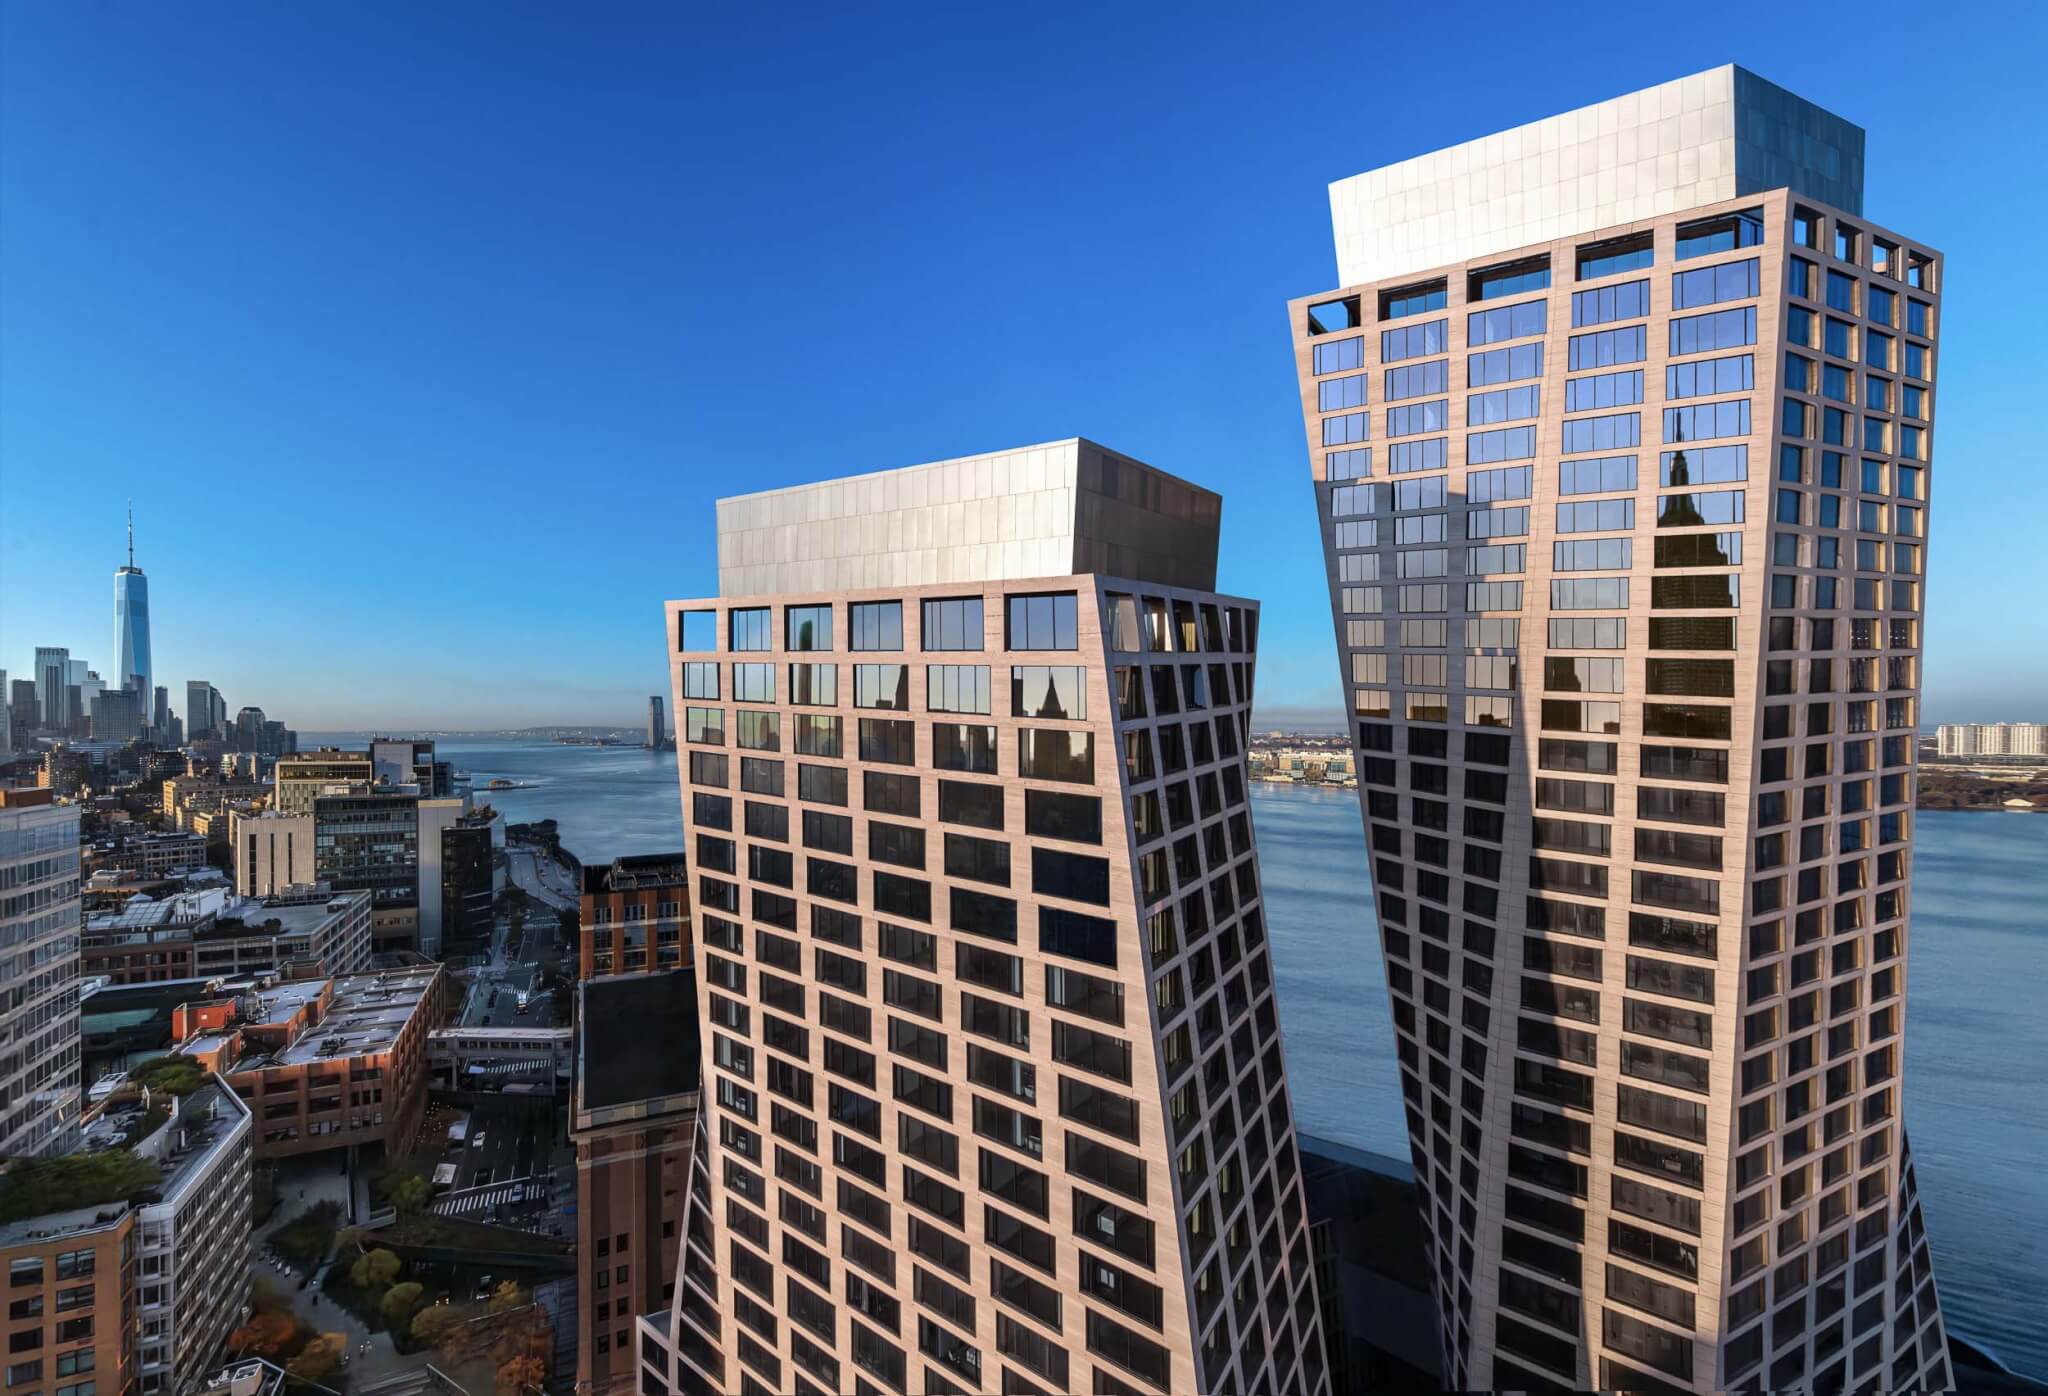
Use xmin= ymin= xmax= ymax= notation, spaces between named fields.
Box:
xmin=785 ymin=605 xmax=831 ymax=651
xmin=1468 ymin=343 xmax=1544 ymax=387
xmin=1669 ymin=307 xmax=1756 ymax=356
xmin=729 ymin=607 xmax=772 ymax=652
xmin=850 ymin=601 xmax=903 ymax=651
xmin=921 ymin=598 xmax=984 ymax=651
xmin=1471 ymin=260 xmax=1550 ymax=301
xmin=1571 ymin=279 xmax=1649 ymax=328
xmin=1006 ymin=594 xmax=1078 ymax=651
xmin=1674 ymin=207 xmax=1763 ymax=261
xmin=1577 ymin=234 xmax=1653 ymax=280
xmin=1311 ymin=336 xmax=1363 ymax=375
xmin=1380 ymin=282 xmax=1446 ymax=320
xmin=1469 ymin=299 xmax=1548 ymax=345
xmin=1381 ymin=318 xmax=1446 ymax=363
xmin=1671 ymin=258 xmax=1760 ymax=310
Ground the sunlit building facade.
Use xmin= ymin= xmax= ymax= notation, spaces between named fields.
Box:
xmin=1290 ymin=67 xmax=1950 ymax=1394
xmin=638 ymin=440 xmax=1329 ymax=1396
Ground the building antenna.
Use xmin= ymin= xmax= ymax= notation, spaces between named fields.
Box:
xmin=127 ymin=501 xmax=134 ymax=568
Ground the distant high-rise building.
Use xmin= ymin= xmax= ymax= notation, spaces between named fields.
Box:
xmin=0 ymin=787 xmax=82 ymax=1156
xmin=7 ymin=680 xmax=33 ymax=750
xmin=71 ymin=660 xmax=103 ymax=723
xmin=34 ymin=646 xmax=69 ymax=730
xmin=648 ymin=694 xmax=666 ymax=748
xmin=233 ymin=706 xmax=266 ymax=753
xmin=439 ymin=810 xmax=500 ymax=955
xmin=1290 ymin=66 xmax=1949 ymax=1394
xmin=0 ymin=670 xmax=9 ymax=759
xmin=232 ymin=809 xmax=318 ymax=896
xmin=185 ymin=680 xmax=226 ymax=741
xmin=371 ymin=737 xmax=439 ymax=789
xmin=414 ymin=795 xmax=467 ymax=959
xmin=152 ymin=684 xmax=171 ymax=738
xmin=275 ymin=748 xmax=373 ymax=814
xmin=114 ymin=506 xmax=152 ymax=699
xmin=91 ymin=687 xmax=145 ymax=743
xmin=637 ymin=441 xmax=1330 ymax=1396
xmin=1934 ymin=722 xmax=2046 ymax=758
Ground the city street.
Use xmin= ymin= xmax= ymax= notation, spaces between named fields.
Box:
xmin=506 ymin=843 xmax=576 ymax=911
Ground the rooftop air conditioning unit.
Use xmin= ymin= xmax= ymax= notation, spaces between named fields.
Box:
xmin=230 ymin=1362 xmax=267 ymax=1396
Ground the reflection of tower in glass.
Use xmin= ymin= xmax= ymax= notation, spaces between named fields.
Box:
xmin=115 ymin=504 xmax=152 ymax=701
xmin=1290 ymin=66 xmax=1950 ymax=1396
xmin=635 ymin=440 xmax=1333 ymax=1396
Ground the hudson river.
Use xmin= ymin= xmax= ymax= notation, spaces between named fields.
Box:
xmin=401 ymin=736 xmax=2046 ymax=1378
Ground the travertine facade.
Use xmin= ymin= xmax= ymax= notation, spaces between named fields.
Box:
xmin=1294 ymin=75 xmax=1948 ymax=1394
xmin=639 ymin=454 xmax=1327 ymax=1396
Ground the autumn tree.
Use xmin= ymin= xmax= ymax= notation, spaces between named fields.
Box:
xmin=495 ymin=1353 xmax=545 ymax=1393
xmin=410 ymin=1303 xmax=462 ymax=1346
xmin=287 ymin=1333 xmax=348 ymax=1382
xmin=487 ymin=1280 xmax=524 ymax=1313
xmin=227 ymin=1306 xmax=297 ymax=1358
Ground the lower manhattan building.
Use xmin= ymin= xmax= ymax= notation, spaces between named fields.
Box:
xmin=0 ymin=786 xmax=84 ymax=1158
xmin=1290 ymin=67 xmax=1948 ymax=1392
xmin=579 ymin=852 xmax=691 ymax=978
xmin=573 ymin=969 xmax=701 ymax=1395
xmin=0 ymin=1080 xmax=252 ymax=1396
xmin=637 ymin=441 xmax=1329 ymax=1396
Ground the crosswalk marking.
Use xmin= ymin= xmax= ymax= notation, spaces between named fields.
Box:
xmin=431 ymin=1176 xmax=540 ymax=1217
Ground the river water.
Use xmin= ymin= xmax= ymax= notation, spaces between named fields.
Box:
xmin=367 ymin=736 xmax=2045 ymax=1378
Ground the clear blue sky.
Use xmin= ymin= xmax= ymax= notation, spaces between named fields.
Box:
xmin=3 ymin=1 xmax=2042 ymax=728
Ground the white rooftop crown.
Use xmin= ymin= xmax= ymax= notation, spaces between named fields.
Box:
xmin=1328 ymin=64 xmax=1864 ymax=287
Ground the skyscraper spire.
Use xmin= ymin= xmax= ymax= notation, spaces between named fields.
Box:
xmin=127 ymin=501 xmax=134 ymax=568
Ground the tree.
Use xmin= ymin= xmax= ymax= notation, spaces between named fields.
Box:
xmin=410 ymin=1303 xmax=462 ymax=1346
xmin=227 ymin=1306 xmax=298 ymax=1358
xmin=351 ymin=1247 xmax=402 ymax=1289
xmin=488 ymin=1280 xmax=525 ymax=1313
xmin=287 ymin=1333 xmax=347 ymax=1382
xmin=380 ymin=1281 xmax=424 ymax=1335
xmin=495 ymin=1354 xmax=545 ymax=1392
xmin=388 ymin=1173 xmax=433 ymax=1214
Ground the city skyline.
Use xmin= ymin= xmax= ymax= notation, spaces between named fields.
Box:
xmin=4 ymin=5 xmax=2046 ymax=727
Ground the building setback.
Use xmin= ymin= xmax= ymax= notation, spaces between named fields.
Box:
xmin=636 ymin=440 xmax=1329 ymax=1396
xmin=1290 ymin=66 xmax=1948 ymax=1394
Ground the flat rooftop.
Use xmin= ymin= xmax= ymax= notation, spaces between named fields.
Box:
xmin=196 ymin=895 xmax=361 ymax=942
xmin=713 ymin=438 xmax=1222 ymax=597
xmin=576 ymin=970 xmax=699 ymax=1114
xmin=581 ymin=853 xmax=688 ymax=896
xmin=226 ymin=965 xmax=438 ymax=1070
